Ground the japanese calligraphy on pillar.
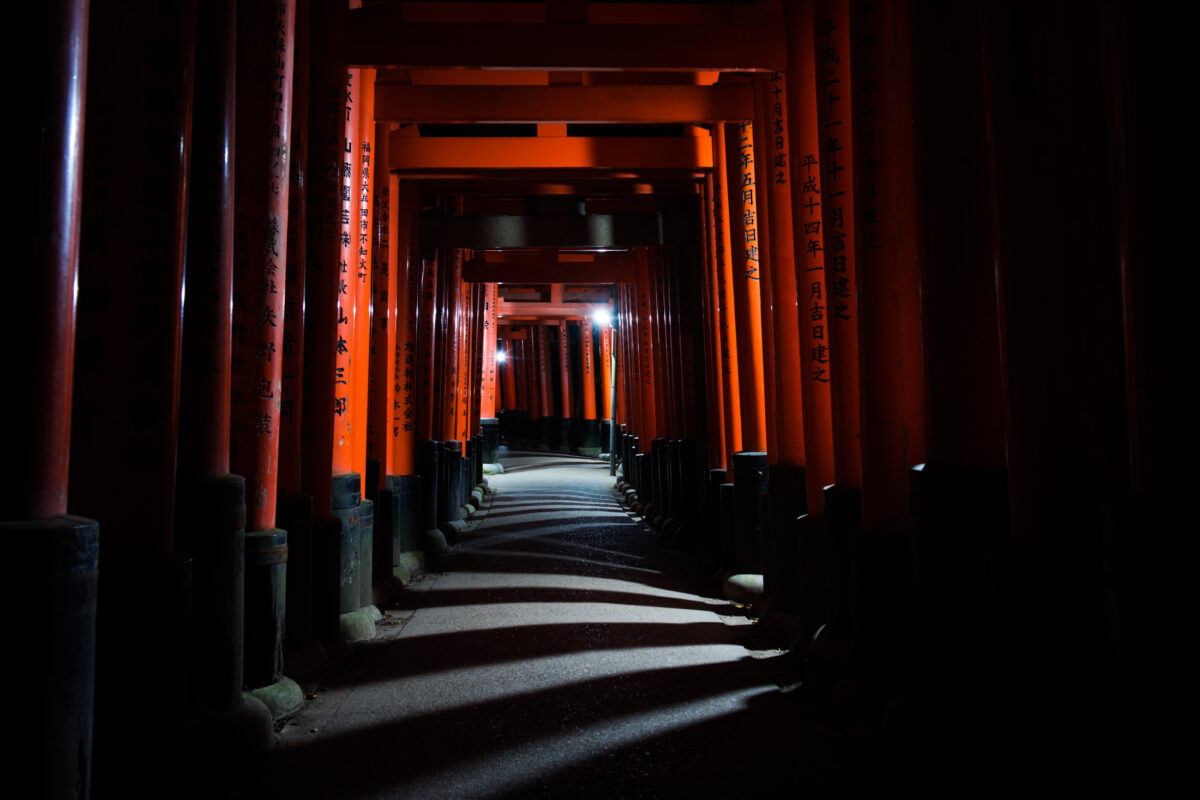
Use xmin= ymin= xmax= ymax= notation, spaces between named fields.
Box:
xmin=813 ymin=0 xmax=863 ymax=485
xmin=230 ymin=0 xmax=295 ymax=526
xmin=738 ymin=123 xmax=761 ymax=281
xmin=333 ymin=70 xmax=355 ymax=440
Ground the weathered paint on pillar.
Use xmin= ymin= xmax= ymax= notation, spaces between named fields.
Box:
xmin=388 ymin=178 xmax=420 ymax=476
xmin=784 ymin=0 xmax=835 ymax=517
xmin=726 ymin=121 xmax=768 ymax=453
xmin=813 ymin=0 xmax=862 ymax=488
xmin=759 ymin=72 xmax=806 ymax=467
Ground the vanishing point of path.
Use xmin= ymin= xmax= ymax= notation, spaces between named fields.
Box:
xmin=227 ymin=449 xmax=914 ymax=799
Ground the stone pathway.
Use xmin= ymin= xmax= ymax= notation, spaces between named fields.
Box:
xmin=226 ymin=449 xmax=917 ymax=799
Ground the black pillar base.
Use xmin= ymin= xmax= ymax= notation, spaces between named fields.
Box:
xmin=481 ymin=418 xmax=500 ymax=462
xmin=823 ymin=483 xmax=862 ymax=633
xmin=358 ymin=498 xmax=374 ymax=609
xmin=92 ymin=554 xmax=191 ymax=798
xmin=277 ymin=493 xmax=314 ymax=648
xmin=331 ymin=473 xmax=362 ymax=615
xmin=732 ymin=451 xmax=770 ymax=573
xmin=765 ymin=463 xmax=807 ymax=612
xmin=416 ymin=441 xmax=440 ymax=534
xmin=559 ymin=417 xmax=576 ymax=452
xmin=175 ymin=474 xmax=245 ymax=715
xmin=3 ymin=515 xmax=99 ymax=800
xmin=244 ymin=528 xmax=288 ymax=690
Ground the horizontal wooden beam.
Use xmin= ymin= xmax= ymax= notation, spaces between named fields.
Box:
xmin=424 ymin=214 xmax=677 ymax=248
xmin=497 ymin=300 xmax=613 ymax=320
xmin=389 ymin=134 xmax=712 ymax=171
xmin=464 ymin=251 xmax=637 ymax=283
xmin=346 ymin=14 xmax=787 ymax=71
xmin=374 ymin=84 xmax=754 ymax=123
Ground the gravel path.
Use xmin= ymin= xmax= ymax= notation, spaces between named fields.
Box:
xmin=227 ymin=449 xmax=910 ymax=799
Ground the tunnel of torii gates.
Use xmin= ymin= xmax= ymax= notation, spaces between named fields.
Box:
xmin=9 ymin=0 xmax=1178 ymax=796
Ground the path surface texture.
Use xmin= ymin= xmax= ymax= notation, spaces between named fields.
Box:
xmin=228 ymin=449 xmax=919 ymax=799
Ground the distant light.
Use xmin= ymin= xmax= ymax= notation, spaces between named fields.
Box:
xmin=592 ymin=308 xmax=613 ymax=327
xmin=495 ymin=349 xmax=508 ymax=363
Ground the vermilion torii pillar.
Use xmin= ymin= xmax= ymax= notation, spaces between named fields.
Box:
xmin=783 ymin=0 xmax=837 ymax=636
xmin=579 ymin=316 xmax=602 ymax=455
xmin=176 ymin=0 xmax=253 ymax=733
xmin=557 ymin=319 xmax=574 ymax=451
xmin=480 ymin=283 xmax=500 ymax=463
xmin=231 ymin=0 xmax=296 ymax=693
xmin=712 ymin=125 xmax=743 ymax=468
xmin=8 ymin=2 xmax=98 ymax=794
xmin=812 ymin=0 xmax=863 ymax=640
xmin=71 ymin=0 xmax=196 ymax=790
xmin=725 ymin=121 xmax=768 ymax=454
xmin=278 ymin=2 xmax=313 ymax=657
xmin=380 ymin=176 xmax=422 ymax=579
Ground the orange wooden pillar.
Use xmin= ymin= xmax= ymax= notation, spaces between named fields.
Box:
xmin=379 ymin=177 xmax=422 ymax=565
xmin=299 ymin=0 xmax=348 ymax=651
xmin=981 ymin=2 xmax=1129 ymax=787
xmin=414 ymin=247 xmax=441 ymax=537
xmin=755 ymin=69 xmax=811 ymax=610
xmin=843 ymin=0 xmax=927 ymax=683
xmin=230 ymin=0 xmax=296 ymax=688
xmin=175 ymin=0 xmax=247 ymax=725
xmin=416 ymin=250 xmax=439 ymax=443
xmin=634 ymin=253 xmax=659 ymax=451
xmin=327 ymin=61 xmax=371 ymax=618
xmin=784 ymin=0 xmax=836 ymax=521
xmin=479 ymin=283 xmax=500 ymax=462
xmin=723 ymin=119 xmax=772 ymax=573
xmin=782 ymin=0 xmax=837 ymax=636
xmin=557 ymin=319 xmax=574 ymax=451
xmin=811 ymin=0 xmax=863 ymax=637
xmin=536 ymin=323 xmax=555 ymax=449
xmin=7 ymin=3 xmax=97 ymax=793
xmin=70 ymin=0 xmax=195 ymax=789
xmin=580 ymin=316 xmax=602 ymax=455
xmin=725 ymin=121 xmax=769 ymax=454
xmin=277 ymin=1 xmax=313 ymax=655
xmin=367 ymin=121 xmax=390 ymax=488
xmin=903 ymin=0 xmax=1006 ymax=775
xmin=711 ymin=126 xmax=743 ymax=469
xmin=701 ymin=175 xmax=728 ymax=470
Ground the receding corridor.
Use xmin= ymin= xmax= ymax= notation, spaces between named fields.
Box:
xmin=222 ymin=450 xmax=918 ymax=798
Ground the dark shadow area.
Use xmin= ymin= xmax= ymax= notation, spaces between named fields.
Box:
xmin=223 ymin=658 xmax=805 ymax=800
xmin=393 ymin=585 xmax=733 ymax=615
xmin=326 ymin=620 xmax=750 ymax=688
